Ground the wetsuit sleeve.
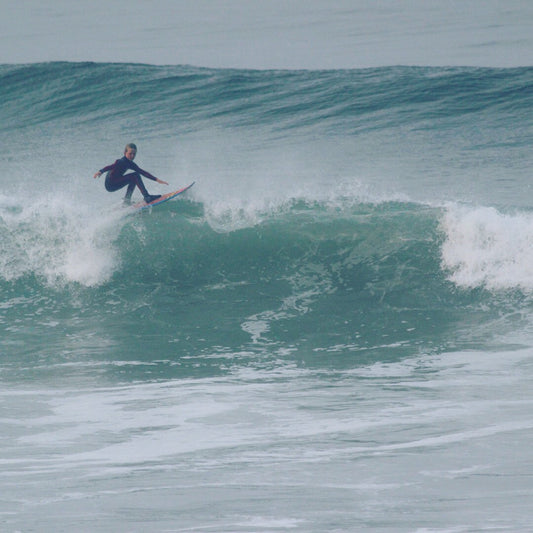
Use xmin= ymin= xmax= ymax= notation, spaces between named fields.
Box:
xmin=129 ymin=160 xmax=157 ymax=181
xmin=138 ymin=168 xmax=158 ymax=181
xmin=99 ymin=162 xmax=116 ymax=173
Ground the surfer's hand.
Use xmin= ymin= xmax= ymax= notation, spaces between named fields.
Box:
xmin=156 ymin=178 xmax=169 ymax=185
xmin=93 ymin=171 xmax=102 ymax=179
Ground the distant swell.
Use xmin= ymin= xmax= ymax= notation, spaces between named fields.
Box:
xmin=1 ymin=62 xmax=531 ymax=133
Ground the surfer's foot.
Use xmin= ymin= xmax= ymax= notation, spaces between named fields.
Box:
xmin=123 ymin=197 xmax=132 ymax=206
xmin=144 ymin=194 xmax=161 ymax=204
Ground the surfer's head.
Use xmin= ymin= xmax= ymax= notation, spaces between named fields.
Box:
xmin=124 ymin=143 xmax=137 ymax=161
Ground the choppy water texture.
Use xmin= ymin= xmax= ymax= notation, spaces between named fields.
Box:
xmin=1 ymin=61 xmax=533 ymax=531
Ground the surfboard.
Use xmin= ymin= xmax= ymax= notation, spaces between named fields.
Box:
xmin=132 ymin=182 xmax=195 ymax=212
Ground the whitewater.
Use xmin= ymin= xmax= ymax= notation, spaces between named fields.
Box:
xmin=1 ymin=4 xmax=533 ymax=532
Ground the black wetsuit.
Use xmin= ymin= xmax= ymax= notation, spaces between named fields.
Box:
xmin=100 ymin=156 xmax=157 ymax=200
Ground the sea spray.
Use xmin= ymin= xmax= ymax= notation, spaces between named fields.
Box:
xmin=0 ymin=192 xmax=124 ymax=286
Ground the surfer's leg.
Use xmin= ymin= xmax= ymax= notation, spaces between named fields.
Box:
xmin=124 ymin=182 xmax=136 ymax=200
xmin=127 ymin=174 xmax=161 ymax=203
xmin=129 ymin=174 xmax=161 ymax=203
xmin=105 ymin=172 xmax=151 ymax=199
xmin=130 ymin=174 xmax=150 ymax=198
xmin=120 ymin=182 xmax=135 ymax=205
xmin=105 ymin=172 xmax=128 ymax=192
xmin=105 ymin=172 xmax=160 ymax=204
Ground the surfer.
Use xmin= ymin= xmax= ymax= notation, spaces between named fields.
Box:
xmin=93 ymin=143 xmax=168 ymax=204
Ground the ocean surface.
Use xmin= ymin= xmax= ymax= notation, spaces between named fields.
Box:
xmin=1 ymin=60 xmax=533 ymax=531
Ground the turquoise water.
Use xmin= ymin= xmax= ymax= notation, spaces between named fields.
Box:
xmin=1 ymin=61 xmax=533 ymax=531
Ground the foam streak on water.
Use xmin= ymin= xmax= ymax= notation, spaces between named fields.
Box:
xmin=2 ymin=347 xmax=532 ymax=531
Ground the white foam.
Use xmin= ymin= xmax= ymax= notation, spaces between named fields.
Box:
xmin=193 ymin=170 xmax=407 ymax=233
xmin=441 ymin=204 xmax=533 ymax=291
xmin=0 ymin=192 xmax=124 ymax=287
